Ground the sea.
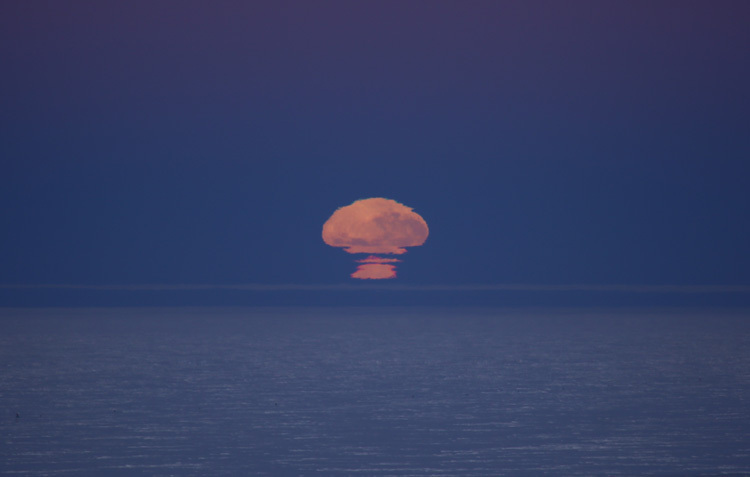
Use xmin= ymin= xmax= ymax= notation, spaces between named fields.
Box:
xmin=2 ymin=306 xmax=749 ymax=476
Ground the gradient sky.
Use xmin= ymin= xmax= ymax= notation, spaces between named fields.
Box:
xmin=2 ymin=1 xmax=749 ymax=304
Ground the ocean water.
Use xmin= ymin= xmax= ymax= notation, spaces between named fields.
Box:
xmin=1 ymin=306 xmax=749 ymax=476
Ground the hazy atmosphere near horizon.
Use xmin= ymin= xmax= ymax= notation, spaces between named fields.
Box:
xmin=3 ymin=2 xmax=750 ymax=475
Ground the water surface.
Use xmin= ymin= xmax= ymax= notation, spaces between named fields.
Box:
xmin=2 ymin=307 xmax=749 ymax=475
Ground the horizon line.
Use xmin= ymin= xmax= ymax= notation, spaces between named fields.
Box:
xmin=2 ymin=283 xmax=750 ymax=293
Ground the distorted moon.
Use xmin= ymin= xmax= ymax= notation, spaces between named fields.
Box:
xmin=322 ymin=198 xmax=428 ymax=279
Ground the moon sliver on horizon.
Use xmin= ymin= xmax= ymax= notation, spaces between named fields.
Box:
xmin=322 ymin=198 xmax=429 ymax=279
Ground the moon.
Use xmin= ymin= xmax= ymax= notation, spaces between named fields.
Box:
xmin=322 ymin=198 xmax=428 ymax=279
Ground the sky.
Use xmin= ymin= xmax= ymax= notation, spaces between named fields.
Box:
xmin=1 ymin=1 xmax=749 ymax=305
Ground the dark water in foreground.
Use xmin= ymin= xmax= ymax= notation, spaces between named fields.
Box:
xmin=2 ymin=307 xmax=749 ymax=476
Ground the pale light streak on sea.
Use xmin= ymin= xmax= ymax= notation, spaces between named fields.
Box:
xmin=2 ymin=307 xmax=749 ymax=476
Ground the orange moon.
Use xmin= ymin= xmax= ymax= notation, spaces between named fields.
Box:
xmin=322 ymin=198 xmax=429 ymax=254
xmin=322 ymin=198 xmax=429 ymax=279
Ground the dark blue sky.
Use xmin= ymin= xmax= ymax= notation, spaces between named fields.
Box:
xmin=2 ymin=1 xmax=749 ymax=302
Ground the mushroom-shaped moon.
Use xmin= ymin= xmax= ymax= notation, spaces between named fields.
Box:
xmin=322 ymin=198 xmax=429 ymax=254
